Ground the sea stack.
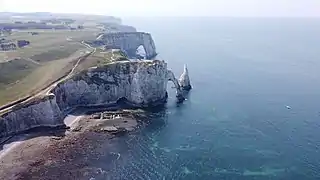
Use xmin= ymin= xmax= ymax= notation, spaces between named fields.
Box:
xmin=179 ymin=64 xmax=192 ymax=91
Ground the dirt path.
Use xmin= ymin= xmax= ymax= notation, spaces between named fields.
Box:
xmin=44 ymin=43 xmax=96 ymax=94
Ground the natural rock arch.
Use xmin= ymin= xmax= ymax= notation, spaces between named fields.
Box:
xmin=135 ymin=45 xmax=147 ymax=59
xmin=92 ymin=32 xmax=157 ymax=59
xmin=167 ymin=70 xmax=184 ymax=102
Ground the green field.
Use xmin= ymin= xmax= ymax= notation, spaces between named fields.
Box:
xmin=1 ymin=30 xmax=97 ymax=61
xmin=0 ymin=29 xmax=99 ymax=106
xmin=74 ymin=49 xmax=128 ymax=73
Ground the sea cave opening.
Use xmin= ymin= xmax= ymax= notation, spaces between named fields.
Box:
xmin=136 ymin=45 xmax=147 ymax=60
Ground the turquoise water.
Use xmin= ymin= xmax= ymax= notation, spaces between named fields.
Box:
xmin=101 ymin=18 xmax=320 ymax=179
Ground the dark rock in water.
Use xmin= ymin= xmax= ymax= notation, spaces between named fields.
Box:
xmin=176 ymin=94 xmax=186 ymax=103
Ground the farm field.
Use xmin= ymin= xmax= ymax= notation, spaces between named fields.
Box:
xmin=0 ymin=29 xmax=99 ymax=106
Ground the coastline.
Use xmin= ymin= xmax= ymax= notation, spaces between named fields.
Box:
xmin=0 ymin=18 xmax=191 ymax=178
xmin=0 ymin=59 xmax=175 ymax=139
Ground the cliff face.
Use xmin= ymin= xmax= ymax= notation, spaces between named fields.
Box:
xmin=53 ymin=60 xmax=168 ymax=110
xmin=0 ymin=95 xmax=64 ymax=137
xmin=0 ymin=60 xmax=180 ymax=138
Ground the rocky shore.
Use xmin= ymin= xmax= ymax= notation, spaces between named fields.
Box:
xmin=0 ymin=109 xmax=149 ymax=180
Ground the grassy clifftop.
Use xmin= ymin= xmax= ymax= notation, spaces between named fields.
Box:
xmin=0 ymin=29 xmax=98 ymax=107
xmin=74 ymin=49 xmax=128 ymax=74
xmin=0 ymin=58 xmax=39 ymax=86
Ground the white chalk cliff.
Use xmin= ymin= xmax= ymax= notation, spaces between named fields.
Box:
xmin=0 ymin=60 xmax=183 ymax=137
xmin=54 ymin=60 xmax=171 ymax=109
xmin=0 ymin=95 xmax=64 ymax=138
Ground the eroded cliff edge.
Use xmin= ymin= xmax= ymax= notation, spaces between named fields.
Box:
xmin=0 ymin=60 xmax=182 ymax=138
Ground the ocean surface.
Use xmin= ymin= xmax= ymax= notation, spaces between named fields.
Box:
xmin=100 ymin=18 xmax=320 ymax=179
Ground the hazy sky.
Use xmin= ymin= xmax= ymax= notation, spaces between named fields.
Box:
xmin=0 ymin=0 xmax=319 ymax=17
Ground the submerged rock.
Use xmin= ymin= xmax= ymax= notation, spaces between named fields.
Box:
xmin=179 ymin=64 xmax=192 ymax=91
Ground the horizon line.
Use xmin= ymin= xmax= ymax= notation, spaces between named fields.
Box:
xmin=1 ymin=11 xmax=320 ymax=18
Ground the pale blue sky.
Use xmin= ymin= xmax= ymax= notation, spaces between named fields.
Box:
xmin=0 ymin=0 xmax=319 ymax=17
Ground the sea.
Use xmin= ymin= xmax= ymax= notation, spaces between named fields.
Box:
xmin=78 ymin=18 xmax=320 ymax=179
xmin=108 ymin=17 xmax=320 ymax=180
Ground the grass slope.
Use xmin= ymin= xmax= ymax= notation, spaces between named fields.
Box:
xmin=0 ymin=58 xmax=39 ymax=85
xmin=0 ymin=29 xmax=99 ymax=106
